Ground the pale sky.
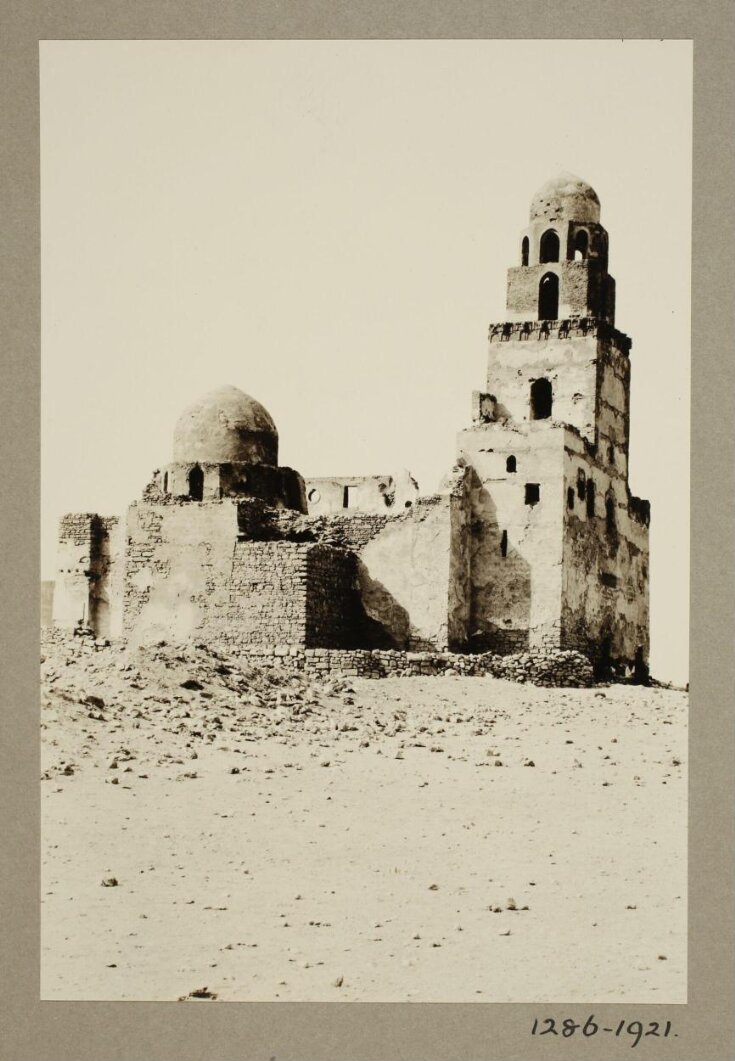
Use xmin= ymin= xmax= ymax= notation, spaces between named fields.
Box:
xmin=40 ymin=39 xmax=692 ymax=684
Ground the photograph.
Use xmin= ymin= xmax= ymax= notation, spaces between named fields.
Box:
xmin=39 ymin=39 xmax=691 ymax=1004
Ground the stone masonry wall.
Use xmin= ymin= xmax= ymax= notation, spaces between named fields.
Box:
xmin=210 ymin=541 xmax=357 ymax=650
xmin=122 ymin=500 xmax=359 ymax=651
xmin=229 ymin=645 xmax=595 ymax=687
xmin=305 ymin=546 xmax=358 ymax=647
xmin=218 ymin=541 xmax=310 ymax=647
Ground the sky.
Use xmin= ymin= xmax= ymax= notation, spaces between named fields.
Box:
xmin=40 ymin=39 xmax=692 ymax=684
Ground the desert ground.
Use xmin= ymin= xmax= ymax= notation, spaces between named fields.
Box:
xmin=41 ymin=634 xmax=687 ymax=1003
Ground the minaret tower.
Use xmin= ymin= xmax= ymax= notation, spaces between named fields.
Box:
xmin=458 ymin=174 xmax=650 ymax=675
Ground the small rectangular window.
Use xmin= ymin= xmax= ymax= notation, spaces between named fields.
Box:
xmin=525 ymin=483 xmax=540 ymax=506
xmin=567 ymin=487 xmax=575 ymax=511
xmin=500 ymin=530 xmax=508 ymax=557
xmin=600 ymin=571 xmax=618 ymax=588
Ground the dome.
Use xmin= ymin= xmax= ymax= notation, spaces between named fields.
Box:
xmin=530 ymin=173 xmax=600 ymax=223
xmin=173 ymin=385 xmax=278 ymax=465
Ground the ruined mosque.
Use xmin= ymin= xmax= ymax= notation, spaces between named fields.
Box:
xmin=53 ymin=174 xmax=651 ymax=675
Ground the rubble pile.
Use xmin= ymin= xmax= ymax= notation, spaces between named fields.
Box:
xmin=39 ymin=629 xmax=547 ymax=781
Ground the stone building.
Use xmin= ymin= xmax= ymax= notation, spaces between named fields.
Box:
xmin=53 ymin=174 xmax=650 ymax=674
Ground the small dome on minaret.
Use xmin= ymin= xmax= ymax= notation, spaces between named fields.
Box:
xmin=173 ymin=385 xmax=278 ymax=465
xmin=530 ymin=173 xmax=601 ymax=223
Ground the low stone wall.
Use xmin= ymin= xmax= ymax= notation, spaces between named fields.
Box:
xmin=42 ymin=626 xmax=595 ymax=687
xmin=230 ymin=645 xmax=595 ymax=687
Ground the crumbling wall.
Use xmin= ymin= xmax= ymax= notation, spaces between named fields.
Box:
xmin=305 ymin=476 xmax=395 ymax=514
xmin=561 ymin=433 xmax=650 ymax=671
xmin=457 ymin=425 xmax=566 ymax=653
xmin=122 ymin=500 xmax=358 ymax=650
xmin=90 ymin=516 xmax=124 ymax=639
xmin=123 ymin=501 xmax=240 ymax=645
xmin=355 ymin=488 xmax=468 ymax=652
xmin=446 ymin=467 xmax=472 ymax=647
xmin=146 ymin=462 xmax=306 ymax=512
xmin=53 ymin=514 xmax=124 ymax=637
xmin=304 ymin=472 xmax=420 ymax=515
xmin=54 ymin=514 xmax=96 ymax=630
xmin=594 ymin=342 xmax=631 ymax=476
xmin=279 ymin=511 xmax=393 ymax=551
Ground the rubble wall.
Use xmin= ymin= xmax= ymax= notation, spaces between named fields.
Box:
xmin=231 ymin=645 xmax=596 ymax=687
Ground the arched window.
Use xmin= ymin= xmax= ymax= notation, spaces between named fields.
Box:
xmin=567 ymin=487 xmax=575 ymax=511
xmin=188 ymin=464 xmax=204 ymax=501
xmin=538 ymin=272 xmax=559 ymax=320
xmin=606 ymin=495 xmax=616 ymax=533
xmin=506 ymin=455 xmax=517 ymax=473
xmin=586 ymin=478 xmax=596 ymax=517
xmin=573 ymin=229 xmax=589 ymax=261
xmin=530 ymin=377 xmax=553 ymax=420
xmin=163 ymin=472 xmax=169 ymax=493
xmin=539 ymin=229 xmax=560 ymax=263
xmin=521 ymin=237 xmax=529 ymax=267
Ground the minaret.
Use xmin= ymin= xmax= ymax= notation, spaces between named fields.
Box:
xmin=458 ymin=174 xmax=650 ymax=675
xmin=477 ymin=172 xmax=633 ymax=476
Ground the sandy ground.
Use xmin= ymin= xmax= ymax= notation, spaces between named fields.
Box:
xmin=41 ymin=639 xmax=687 ymax=1002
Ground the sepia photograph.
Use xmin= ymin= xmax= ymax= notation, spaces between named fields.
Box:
xmin=39 ymin=39 xmax=691 ymax=1005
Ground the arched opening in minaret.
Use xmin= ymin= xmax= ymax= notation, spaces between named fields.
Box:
xmin=188 ymin=464 xmax=204 ymax=501
xmin=163 ymin=472 xmax=168 ymax=493
xmin=606 ymin=495 xmax=616 ymax=533
xmin=573 ymin=229 xmax=589 ymax=261
xmin=506 ymin=455 xmax=516 ymax=473
xmin=521 ymin=237 xmax=529 ymax=267
xmin=538 ymin=273 xmax=559 ymax=320
xmin=530 ymin=377 xmax=553 ymax=420
xmin=539 ymin=229 xmax=560 ymax=263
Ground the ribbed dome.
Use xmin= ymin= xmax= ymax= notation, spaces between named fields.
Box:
xmin=530 ymin=173 xmax=600 ymax=223
xmin=173 ymin=385 xmax=278 ymax=465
